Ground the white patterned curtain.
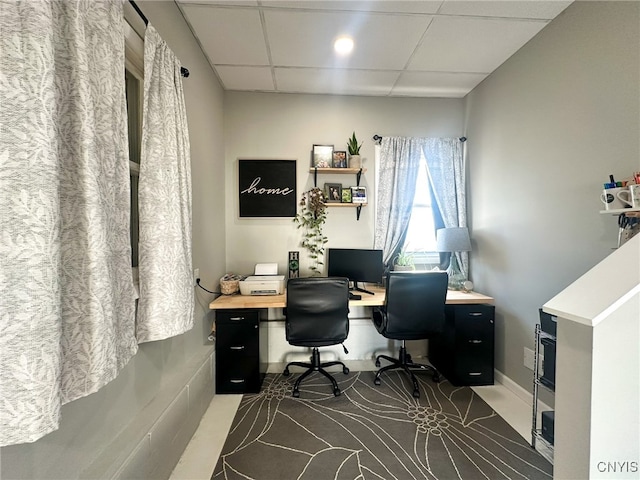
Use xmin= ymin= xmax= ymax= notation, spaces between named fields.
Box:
xmin=374 ymin=137 xmax=423 ymax=266
xmin=136 ymin=25 xmax=194 ymax=343
xmin=422 ymin=139 xmax=468 ymax=275
xmin=0 ymin=0 xmax=137 ymax=446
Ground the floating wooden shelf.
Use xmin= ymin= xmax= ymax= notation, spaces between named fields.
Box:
xmin=310 ymin=167 xmax=367 ymax=220
xmin=308 ymin=167 xmax=366 ymax=175
xmin=325 ymin=202 xmax=367 ymax=207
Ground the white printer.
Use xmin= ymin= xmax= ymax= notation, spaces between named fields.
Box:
xmin=239 ymin=263 xmax=285 ymax=296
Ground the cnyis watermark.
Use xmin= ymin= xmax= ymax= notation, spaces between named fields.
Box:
xmin=595 ymin=460 xmax=639 ymax=474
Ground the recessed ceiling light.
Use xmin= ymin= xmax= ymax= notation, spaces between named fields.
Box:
xmin=334 ymin=36 xmax=354 ymax=55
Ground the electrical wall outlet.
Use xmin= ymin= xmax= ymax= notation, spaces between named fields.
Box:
xmin=193 ymin=268 xmax=199 ymax=286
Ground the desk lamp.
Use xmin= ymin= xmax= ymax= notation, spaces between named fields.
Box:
xmin=436 ymin=227 xmax=471 ymax=290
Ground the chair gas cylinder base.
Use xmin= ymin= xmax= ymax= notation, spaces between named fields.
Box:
xmin=374 ymin=342 xmax=440 ymax=398
xmin=283 ymin=348 xmax=349 ymax=397
xmin=372 ymin=271 xmax=448 ymax=398
xmin=283 ymin=276 xmax=351 ymax=398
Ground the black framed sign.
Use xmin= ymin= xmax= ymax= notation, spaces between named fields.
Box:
xmin=239 ymin=159 xmax=297 ymax=217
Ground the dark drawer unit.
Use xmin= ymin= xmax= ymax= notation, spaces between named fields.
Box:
xmin=429 ymin=304 xmax=495 ymax=386
xmin=215 ymin=309 xmax=266 ymax=394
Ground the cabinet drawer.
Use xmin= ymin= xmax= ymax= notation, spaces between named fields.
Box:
xmin=449 ymin=304 xmax=493 ymax=321
xmin=216 ymin=368 xmax=261 ymax=393
xmin=216 ymin=323 xmax=259 ymax=352
xmin=453 ymin=343 xmax=494 ymax=385
xmin=216 ymin=353 xmax=259 ymax=381
xmin=216 ymin=309 xmax=259 ymax=324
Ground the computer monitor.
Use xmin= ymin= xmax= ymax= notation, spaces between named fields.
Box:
xmin=327 ymin=248 xmax=383 ymax=295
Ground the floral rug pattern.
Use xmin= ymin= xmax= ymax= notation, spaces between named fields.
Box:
xmin=212 ymin=371 xmax=552 ymax=479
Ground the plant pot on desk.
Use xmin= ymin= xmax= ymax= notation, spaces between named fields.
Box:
xmin=393 ymin=264 xmax=415 ymax=272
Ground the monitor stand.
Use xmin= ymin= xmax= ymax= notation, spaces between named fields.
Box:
xmin=351 ymin=281 xmax=375 ymax=296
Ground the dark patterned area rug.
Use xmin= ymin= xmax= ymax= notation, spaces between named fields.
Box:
xmin=212 ymin=371 xmax=552 ymax=479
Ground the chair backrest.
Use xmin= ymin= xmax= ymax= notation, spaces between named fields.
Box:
xmin=285 ymin=277 xmax=350 ymax=347
xmin=381 ymin=271 xmax=448 ymax=340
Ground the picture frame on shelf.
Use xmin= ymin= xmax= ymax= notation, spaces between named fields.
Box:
xmin=332 ymin=150 xmax=347 ymax=168
xmin=351 ymin=186 xmax=367 ymax=204
xmin=324 ymin=183 xmax=342 ymax=203
xmin=341 ymin=187 xmax=352 ymax=203
xmin=312 ymin=144 xmax=333 ymax=168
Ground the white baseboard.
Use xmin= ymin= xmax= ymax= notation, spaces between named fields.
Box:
xmin=494 ymin=369 xmax=552 ymax=411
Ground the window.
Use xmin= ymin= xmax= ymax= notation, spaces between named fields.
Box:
xmin=125 ymin=21 xmax=144 ymax=282
xmin=402 ymin=153 xmax=439 ymax=267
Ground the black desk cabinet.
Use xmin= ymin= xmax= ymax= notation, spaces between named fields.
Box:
xmin=430 ymin=304 xmax=495 ymax=386
xmin=215 ymin=309 xmax=267 ymax=394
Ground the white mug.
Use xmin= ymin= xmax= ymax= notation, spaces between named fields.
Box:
xmin=617 ymin=184 xmax=640 ymax=209
xmin=601 ymin=187 xmax=627 ymax=210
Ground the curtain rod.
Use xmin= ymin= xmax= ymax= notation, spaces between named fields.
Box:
xmin=128 ymin=0 xmax=190 ymax=78
xmin=372 ymin=135 xmax=467 ymax=143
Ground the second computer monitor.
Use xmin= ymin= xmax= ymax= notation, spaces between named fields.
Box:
xmin=327 ymin=248 xmax=383 ymax=295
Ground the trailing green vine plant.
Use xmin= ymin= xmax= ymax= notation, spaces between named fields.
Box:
xmin=293 ymin=187 xmax=328 ymax=275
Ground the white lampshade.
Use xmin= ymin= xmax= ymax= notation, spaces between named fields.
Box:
xmin=436 ymin=227 xmax=471 ymax=253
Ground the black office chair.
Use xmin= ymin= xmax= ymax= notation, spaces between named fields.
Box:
xmin=283 ymin=277 xmax=351 ymax=397
xmin=373 ymin=271 xmax=448 ymax=398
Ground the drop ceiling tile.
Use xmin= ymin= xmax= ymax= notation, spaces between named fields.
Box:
xmin=265 ymin=10 xmax=431 ymax=70
xmin=262 ymin=1 xmax=442 ymax=14
xmin=438 ymin=0 xmax=572 ymax=20
xmin=409 ymin=16 xmax=547 ymax=73
xmin=181 ymin=5 xmax=269 ymax=65
xmin=393 ymin=71 xmax=488 ymax=97
xmin=275 ymin=68 xmax=399 ymax=96
xmin=216 ymin=66 xmax=274 ymax=91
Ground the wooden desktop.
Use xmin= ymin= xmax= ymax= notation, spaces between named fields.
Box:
xmin=208 ymin=284 xmax=494 ymax=310
xmin=209 ymin=284 xmax=495 ymax=393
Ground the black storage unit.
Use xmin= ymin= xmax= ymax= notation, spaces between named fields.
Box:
xmin=215 ymin=309 xmax=267 ymax=394
xmin=531 ymin=311 xmax=556 ymax=463
xmin=539 ymin=309 xmax=557 ymax=337
xmin=541 ymin=410 xmax=555 ymax=445
xmin=540 ymin=337 xmax=557 ymax=390
xmin=429 ymin=304 xmax=495 ymax=386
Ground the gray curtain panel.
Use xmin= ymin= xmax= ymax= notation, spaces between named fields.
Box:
xmin=136 ymin=25 xmax=194 ymax=343
xmin=374 ymin=137 xmax=467 ymax=273
xmin=422 ymin=139 xmax=468 ymax=276
xmin=0 ymin=0 xmax=136 ymax=446
xmin=374 ymin=137 xmax=422 ymax=265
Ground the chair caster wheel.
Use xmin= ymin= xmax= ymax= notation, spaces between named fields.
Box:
xmin=374 ymin=377 xmax=381 ymax=386
xmin=283 ymin=369 xmax=290 ymax=376
xmin=375 ymin=360 xmax=381 ymax=367
xmin=413 ymin=390 xmax=420 ymax=398
xmin=343 ymin=367 xmax=349 ymax=375
xmin=334 ymin=388 xmax=341 ymax=396
xmin=292 ymin=389 xmax=300 ymax=398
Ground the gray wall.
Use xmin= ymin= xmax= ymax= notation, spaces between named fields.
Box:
xmin=2 ymin=2 xmax=638 ymax=478
xmin=464 ymin=1 xmax=640 ymax=390
xmin=0 ymin=2 xmax=226 ymax=479
xmin=223 ymin=93 xmax=464 ymax=276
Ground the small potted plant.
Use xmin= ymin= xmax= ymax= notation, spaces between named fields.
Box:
xmin=393 ymin=249 xmax=415 ymax=271
xmin=292 ymin=187 xmax=328 ymax=275
xmin=347 ymin=131 xmax=362 ymax=169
